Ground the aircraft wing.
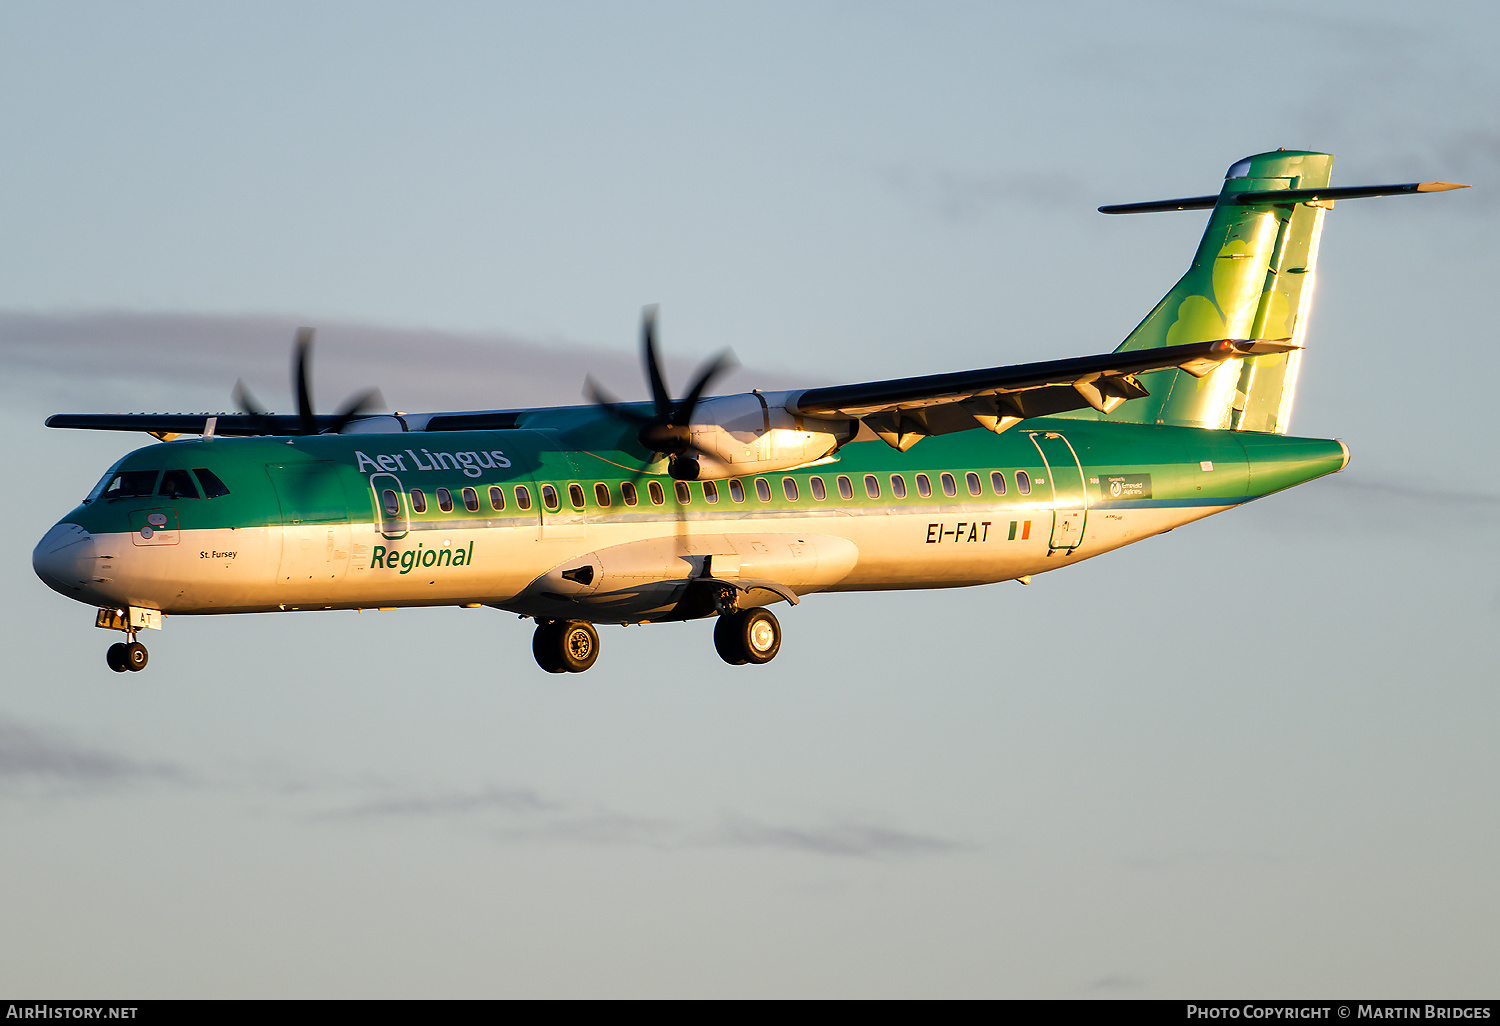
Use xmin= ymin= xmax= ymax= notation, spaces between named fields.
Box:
xmin=43 ymin=413 xmax=352 ymax=438
xmin=786 ymin=337 xmax=1295 ymax=451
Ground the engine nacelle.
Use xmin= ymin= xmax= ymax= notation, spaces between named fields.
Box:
xmin=687 ymin=391 xmax=855 ymax=479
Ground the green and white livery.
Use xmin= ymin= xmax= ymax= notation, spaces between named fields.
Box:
xmin=33 ymin=151 xmax=1464 ymax=674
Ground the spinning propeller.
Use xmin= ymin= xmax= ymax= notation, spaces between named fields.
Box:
xmin=587 ymin=307 xmax=736 ymax=481
xmin=233 ymin=327 xmax=383 ymax=435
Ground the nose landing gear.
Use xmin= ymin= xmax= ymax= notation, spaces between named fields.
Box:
xmin=96 ymin=607 xmax=157 ymax=673
xmin=105 ymin=635 xmax=148 ymax=673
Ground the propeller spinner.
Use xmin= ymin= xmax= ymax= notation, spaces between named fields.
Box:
xmin=233 ymin=327 xmax=383 ymax=435
xmin=587 ymin=307 xmax=736 ymax=481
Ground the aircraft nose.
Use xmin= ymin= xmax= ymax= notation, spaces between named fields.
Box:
xmin=33 ymin=522 xmax=96 ymax=598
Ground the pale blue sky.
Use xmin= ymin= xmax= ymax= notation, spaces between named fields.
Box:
xmin=2 ymin=0 xmax=1497 ymax=997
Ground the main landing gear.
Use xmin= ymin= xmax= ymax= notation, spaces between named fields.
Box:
xmin=713 ymin=608 xmax=781 ymax=666
xmin=106 ymin=636 xmax=148 ymax=673
xmin=530 ymin=607 xmax=784 ymax=674
xmin=532 ymin=620 xmax=600 ymax=674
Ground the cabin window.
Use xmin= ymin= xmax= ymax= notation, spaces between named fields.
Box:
xmin=703 ymin=480 xmax=719 ymax=503
xmin=863 ymin=475 xmax=880 ymax=499
xmin=837 ymin=475 xmax=853 ymax=500
xmin=755 ymin=478 xmax=772 ymax=502
xmin=382 ymin=489 xmax=400 ymax=517
xmin=192 ymin=469 xmax=230 ymax=498
xmin=966 ymin=472 xmax=982 ymax=497
xmin=674 ymin=481 xmax=692 ymax=504
xmin=515 ymin=485 xmax=532 ymax=510
xmin=990 ymin=471 xmax=1007 ymax=496
xmin=158 ymin=469 xmax=199 ymax=499
xmin=462 ymin=487 xmax=479 ymax=512
xmin=488 ymin=486 xmax=505 ymax=511
xmin=915 ymin=473 xmax=931 ymax=498
xmin=1015 ymin=471 xmax=1031 ymax=495
xmin=103 ymin=470 xmax=160 ymax=499
xmin=541 ymin=485 xmax=559 ymax=511
xmin=621 ymin=481 xmax=638 ymax=506
xmin=941 ymin=473 xmax=956 ymax=497
xmin=437 ymin=487 xmax=454 ymax=512
xmin=890 ymin=474 xmax=907 ymax=498
xmin=729 ymin=479 xmax=745 ymax=503
xmin=569 ymin=483 xmax=585 ymax=509
xmin=648 ymin=481 xmax=665 ymax=505
xmin=594 ymin=483 xmax=612 ymax=507
xmin=783 ymin=477 xmax=799 ymax=501
xmin=410 ymin=489 xmax=428 ymax=513
xmin=810 ymin=476 xmax=826 ymax=501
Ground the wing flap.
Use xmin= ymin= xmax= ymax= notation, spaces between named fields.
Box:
xmin=789 ymin=339 xmax=1295 ymax=435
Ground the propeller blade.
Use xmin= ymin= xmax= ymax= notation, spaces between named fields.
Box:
xmin=294 ymin=327 xmax=317 ymax=436
xmin=675 ymin=350 xmax=736 ymax=423
xmin=641 ymin=306 xmax=673 ymax=422
xmin=586 ymin=378 xmax=654 ymax=427
xmin=325 ymin=388 xmax=385 ymax=435
xmin=231 ymin=381 xmax=280 ymax=436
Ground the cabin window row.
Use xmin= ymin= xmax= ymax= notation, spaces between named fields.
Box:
xmin=383 ymin=470 xmax=1034 ymax=518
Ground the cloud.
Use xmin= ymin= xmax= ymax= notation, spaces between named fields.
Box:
xmin=716 ymin=814 xmax=965 ymax=858
xmin=1323 ymin=477 xmax=1500 ymax=507
xmin=315 ymin=784 xmax=555 ymax=820
xmin=501 ymin=810 xmax=680 ymax=847
xmin=309 ymin=783 xmax=962 ymax=857
xmin=0 ymin=309 xmax=805 ymax=416
xmin=880 ymin=165 xmax=1092 ymax=223
xmin=0 ymin=718 xmax=186 ymax=789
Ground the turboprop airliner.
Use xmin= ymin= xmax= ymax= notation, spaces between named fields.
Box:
xmin=33 ymin=150 xmax=1464 ymax=674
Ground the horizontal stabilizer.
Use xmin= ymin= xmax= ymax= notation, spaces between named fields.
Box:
xmin=1101 ymin=181 xmax=1469 ymax=214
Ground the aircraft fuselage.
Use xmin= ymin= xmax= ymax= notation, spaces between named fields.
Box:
xmin=33 ymin=410 xmax=1348 ymax=631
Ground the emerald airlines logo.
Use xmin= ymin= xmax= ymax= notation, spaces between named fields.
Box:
xmin=355 ymin=448 xmax=511 ymax=479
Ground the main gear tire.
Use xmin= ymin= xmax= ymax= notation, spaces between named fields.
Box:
xmin=532 ymin=622 xmax=567 ymax=674
xmin=556 ymin=621 xmax=600 ymax=673
xmin=714 ymin=608 xmax=781 ymax=666
xmin=533 ymin=620 xmax=600 ymax=673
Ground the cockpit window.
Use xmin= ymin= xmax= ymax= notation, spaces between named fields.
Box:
xmin=158 ymin=469 xmax=200 ymax=499
xmin=103 ymin=470 xmax=160 ymax=499
xmin=192 ymin=469 xmax=231 ymax=498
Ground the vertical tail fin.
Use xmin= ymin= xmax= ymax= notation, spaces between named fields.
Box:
xmin=1103 ymin=149 xmax=1333 ymax=433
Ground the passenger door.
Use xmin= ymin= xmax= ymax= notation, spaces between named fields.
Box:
xmin=1028 ymin=432 xmax=1087 ymax=552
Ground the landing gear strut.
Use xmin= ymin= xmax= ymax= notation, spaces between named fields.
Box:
xmin=106 ymin=635 xmax=148 ymax=673
xmin=714 ymin=608 xmax=781 ymax=666
xmin=533 ymin=620 xmax=600 ymax=674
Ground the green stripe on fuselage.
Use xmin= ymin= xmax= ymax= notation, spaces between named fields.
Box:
xmin=57 ymin=413 xmax=1346 ymax=539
